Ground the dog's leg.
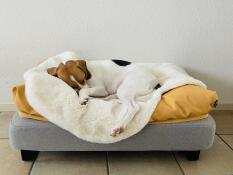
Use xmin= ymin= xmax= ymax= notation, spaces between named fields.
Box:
xmin=122 ymin=99 xmax=140 ymax=127
xmin=111 ymin=98 xmax=140 ymax=137
xmin=79 ymin=87 xmax=108 ymax=104
xmin=111 ymin=80 xmax=141 ymax=137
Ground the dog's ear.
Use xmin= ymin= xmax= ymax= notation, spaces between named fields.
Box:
xmin=76 ymin=60 xmax=91 ymax=80
xmin=56 ymin=62 xmax=81 ymax=90
xmin=65 ymin=60 xmax=86 ymax=84
xmin=47 ymin=67 xmax=57 ymax=76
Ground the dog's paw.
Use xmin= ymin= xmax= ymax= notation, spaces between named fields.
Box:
xmin=110 ymin=127 xmax=124 ymax=137
xmin=79 ymin=98 xmax=88 ymax=105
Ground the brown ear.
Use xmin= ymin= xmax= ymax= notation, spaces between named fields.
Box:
xmin=86 ymin=68 xmax=91 ymax=80
xmin=56 ymin=62 xmax=81 ymax=90
xmin=65 ymin=60 xmax=86 ymax=84
xmin=47 ymin=67 xmax=57 ymax=76
xmin=76 ymin=60 xmax=91 ymax=80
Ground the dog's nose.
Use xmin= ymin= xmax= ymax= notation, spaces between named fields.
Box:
xmin=154 ymin=83 xmax=161 ymax=89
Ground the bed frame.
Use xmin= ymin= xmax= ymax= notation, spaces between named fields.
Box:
xmin=9 ymin=113 xmax=215 ymax=161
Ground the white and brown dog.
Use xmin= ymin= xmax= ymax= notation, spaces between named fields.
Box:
xmin=48 ymin=55 xmax=159 ymax=137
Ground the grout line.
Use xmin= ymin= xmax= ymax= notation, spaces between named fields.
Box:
xmin=105 ymin=152 xmax=110 ymax=175
xmin=217 ymin=135 xmax=233 ymax=151
xmin=28 ymin=152 xmax=39 ymax=175
xmin=28 ymin=161 xmax=35 ymax=175
xmin=172 ymin=152 xmax=185 ymax=175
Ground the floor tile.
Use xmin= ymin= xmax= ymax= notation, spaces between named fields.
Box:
xmin=211 ymin=110 xmax=233 ymax=134
xmin=30 ymin=151 xmax=107 ymax=175
xmin=219 ymin=135 xmax=233 ymax=150
xmin=108 ymin=152 xmax=183 ymax=175
xmin=175 ymin=136 xmax=233 ymax=175
xmin=0 ymin=139 xmax=33 ymax=175
xmin=0 ymin=111 xmax=14 ymax=138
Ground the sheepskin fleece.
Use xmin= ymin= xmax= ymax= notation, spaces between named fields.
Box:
xmin=24 ymin=52 xmax=206 ymax=143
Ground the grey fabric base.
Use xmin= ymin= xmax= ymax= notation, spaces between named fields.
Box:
xmin=9 ymin=113 xmax=216 ymax=151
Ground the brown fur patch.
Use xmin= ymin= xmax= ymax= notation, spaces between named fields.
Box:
xmin=47 ymin=60 xmax=91 ymax=91
xmin=75 ymin=60 xmax=91 ymax=80
xmin=47 ymin=67 xmax=57 ymax=76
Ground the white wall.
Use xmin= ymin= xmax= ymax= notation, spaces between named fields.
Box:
xmin=0 ymin=0 xmax=233 ymax=106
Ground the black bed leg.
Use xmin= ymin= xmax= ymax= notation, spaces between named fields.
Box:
xmin=183 ymin=150 xmax=200 ymax=161
xmin=21 ymin=150 xmax=39 ymax=161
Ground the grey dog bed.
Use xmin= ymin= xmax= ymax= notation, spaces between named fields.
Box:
xmin=9 ymin=112 xmax=215 ymax=161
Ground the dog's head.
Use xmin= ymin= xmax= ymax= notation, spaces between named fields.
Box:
xmin=65 ymin=60 xmax=91 ymax=84
xmin=47 ymin=60 xmax=91 ymax=90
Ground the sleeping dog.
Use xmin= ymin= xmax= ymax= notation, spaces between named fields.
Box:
xmin=48 ymin=58 xmax=159 ymax=137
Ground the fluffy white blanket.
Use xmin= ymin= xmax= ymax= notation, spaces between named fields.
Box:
xmin=24 ymin=52 xmax=206 ymax=143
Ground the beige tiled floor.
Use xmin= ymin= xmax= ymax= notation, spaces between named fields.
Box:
xmin=0 ymin=111 xmax=14 ymax=138
xmin=175 ymin=136 xmax=233 ymax=175
xmin=108 ymin=152 xmax=183 ymax=175
xmin=30 ymin=152 xmax=107 ymax=175
xmin=219 ymin=135 xmax=233 ymax=149
xmin=211 ymin=110 xmax=233 ymax=134
xmin=0 ymin=110 xmax=233 ymax=175
xmin=0 ymin=139 xmax=33 ymax=175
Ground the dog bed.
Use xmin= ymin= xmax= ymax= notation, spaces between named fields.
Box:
xmin=9 ymin=112 xmax=216 ymax=161
xmin=12 ymin=84 xmax=217 ymax=124
xmin=9 ymin=52 xmax=217 ymax=160
xmin=17 ymin=52 xmax=217 ymax=144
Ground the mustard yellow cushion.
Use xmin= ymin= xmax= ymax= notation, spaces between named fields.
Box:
xmin=149 ymin=85 xmax=218 ymax=124
xmin=12 ymin=84 xmax=48 ymax=122
xmin=12 ymin=84 xmax=217 ymax=124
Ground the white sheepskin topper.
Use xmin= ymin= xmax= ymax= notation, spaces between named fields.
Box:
xmin=24 ymin=52 xmax=206 ymax=143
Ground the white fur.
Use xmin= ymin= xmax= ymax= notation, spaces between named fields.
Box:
xmin=79 ymin=60 xmax=160 ymax=135
xmin=24 ymin=52 xmax=206 ymax=143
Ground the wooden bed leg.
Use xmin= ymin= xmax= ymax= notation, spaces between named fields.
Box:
xmin=21 ymin=150 xmax=39 ymax=161
xmin=183 ymin=150 xmax=200 ymax=161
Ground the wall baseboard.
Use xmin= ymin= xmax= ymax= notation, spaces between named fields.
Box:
xmin=214 ymin=103 xmax=233 ymax=110
xmin=0 ymin=104 xmax=16 ymax=111
xmin=0 ymin=103 xmax=233 ymax=112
